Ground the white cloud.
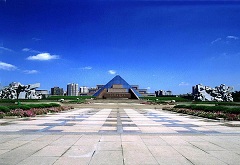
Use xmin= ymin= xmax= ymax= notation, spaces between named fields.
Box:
xmin=22 ymin=48 xmax=41 ymax=53
xmin=0 ymin=46 xmax=13 ymax=52
xmin=146 ymin=87 xmax=151 ymax=90
xmin=226 ymin=35 xmax=239 ymax=40
xmin=179 ymin=82 xmax=189 ymax=86
xmin=211 ymin=36 xmax=239 ymax=45
xmin=211 ymin=38 xmax=221 ymax=44
xmin=81 ymin=66 xmax=92 ymax=70
xmin=22 ymin=48 xmax=30 ymax=52
xmin=0 ymin=61 xmax=17 ymax=71
xmin=108 ymin=70 xmax=116 ymax=75
xmin=26 ymin=53 xmax=59 ymax=61
xmin=23 ymin=70 xmax=38 ymax=74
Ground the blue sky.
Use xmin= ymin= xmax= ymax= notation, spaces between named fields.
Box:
xmin=1 ymin=0 xmax=240 ymax=94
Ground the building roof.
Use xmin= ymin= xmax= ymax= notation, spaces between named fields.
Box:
xmin=93 ymin=75 xmax=141 ymax=99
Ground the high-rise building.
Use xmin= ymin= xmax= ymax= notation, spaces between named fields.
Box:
xmin=67 ymin=83 xmax=79 ymax=96
xmin=51 ymin=87 xmax=64 ymax=95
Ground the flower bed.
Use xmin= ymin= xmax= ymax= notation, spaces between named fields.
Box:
xmin=0 ymin=104 xmax=74 ymax=118
xmin=163 ymin=105 xmax=240 ymax=121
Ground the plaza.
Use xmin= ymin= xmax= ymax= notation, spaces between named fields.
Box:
xmin=0 ymin=101 xmax=240 ymax=165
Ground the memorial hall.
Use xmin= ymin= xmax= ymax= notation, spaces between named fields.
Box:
xmin=93 ymin=75 xmax=141 ymax=99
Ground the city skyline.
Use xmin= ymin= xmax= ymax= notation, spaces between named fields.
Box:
xmin=1 ymin=0 xmax=240 ymax=94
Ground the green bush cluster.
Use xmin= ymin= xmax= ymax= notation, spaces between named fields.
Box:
xmin=45 ymin=96 xmax=95 ymax=100
xmin=142 ymin=96 xmax=188 ymax=102
xmin=174 ymin=105 xmax=240 ymax=114
xmin=0 ymin=106 xmax=10 ymax=113
xmin=68 ymin=100 xmax=85 ymax=103
xmin=8 ymin=105 xmax=31 ymax=110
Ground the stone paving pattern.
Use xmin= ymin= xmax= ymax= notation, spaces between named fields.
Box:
xmin=0 ymin=103 xmax=240 ymax=164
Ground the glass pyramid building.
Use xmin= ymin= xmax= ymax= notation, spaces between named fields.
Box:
xmin=93 ymin=75 xmax=141 ymax=99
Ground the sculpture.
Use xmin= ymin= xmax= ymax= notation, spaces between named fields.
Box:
xmin=0 ymin=82 xmax=42 ymax=99
xmin=192 ymin=84 xmax=233 ymax=102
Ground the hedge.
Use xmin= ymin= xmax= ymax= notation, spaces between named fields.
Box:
xmin=174 ymin=105 xmax=240 ymax=114
xmin=192 ymin=101 xmax=240 ymax=106
xmin=0 ymin=106 xmax=10 ymax=113
xmin=45 ymin=96 xmax=95 ymax=100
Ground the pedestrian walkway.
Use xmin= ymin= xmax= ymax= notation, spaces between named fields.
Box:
xmin=1 ymin=108 xmax=240 ymax=134
xmin=0 ymin=106 xmax=240 ymax=164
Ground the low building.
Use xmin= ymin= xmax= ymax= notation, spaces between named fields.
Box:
xmin=96 ymin=85 xmax=104 ymax=89
xmin=80 ymin=86 xmax=89 ymax=94
xmin=155 ymin=90 xmax=172 ymax=97
xmin=141 ymin=93 xmax=156 ymax=97
xmin=88 ymin=88 xmax=98 ymax=95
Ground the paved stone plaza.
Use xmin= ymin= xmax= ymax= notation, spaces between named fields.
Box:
xmin=0 ymin=102 xmax=240 ymax=164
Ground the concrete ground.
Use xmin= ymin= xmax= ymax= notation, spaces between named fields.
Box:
xmin=0 ymin=101 xmax=240 ymax=165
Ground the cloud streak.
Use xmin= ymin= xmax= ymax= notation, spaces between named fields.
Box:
xmin=22 ymin=48 xmax=41 ymax=53
xmin=32 ymin=37 xmax=41 ymax=41
xmin=179 ymin=82 xmax=189 ymax=86
xmin=26 ymin=53 xmax=59 ymax=61
xmin=108 ymin=70 xmax=116 ymax=75
xmin=81 ymin=66 xmax=92 ymax=70
xmin=0 ymin=61 xmax=17 ymax=71
xmin=211 ymin=35 xmax=239 ymax=44
xmin=226 ymin=35 xmax=239 ymax=40
xmin=211 ymin=38 xmax=221 ymax=44
xmin=0 ymin=46 xmax=13 ymax=52
xmin=23 ymin=70 xmax=38 ymax=74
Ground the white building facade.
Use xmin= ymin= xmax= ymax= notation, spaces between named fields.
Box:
xmin=67 ymin=83 xmax=79 ymax=96
xmin=80 ymin=86 xmax=89 ymax=94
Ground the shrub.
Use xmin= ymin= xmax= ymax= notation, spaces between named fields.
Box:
xmin=3 ymin=104 xmax=72 ymax=118
xmin=49 ymin=103 xmax=61 ymax=107
xmin=7 ymin=109 xmax=25 ymax=117
xmin=45 ymin=95 xmax=95 ymax=100
xmin=224 ymin=108 xmax=240 ymax=114
xmin=174 ymin=105 xmax=187 ymax=108
xmin=206 ymin=113 xmax=217 ymax=119
xmin=8 ymin=105 xmax=31 ymax=110
xmin=23 ymin=110 xmax=36 ymax=117
xmin=0 ymin=112 xmax=5 ymax=118
xmin=32 ymin=108 xmax=48 ymax=115
xmin=172 ymin=104 xmax=240 ymax=121
xmin=0 ymin=106 xmax=10 ymax=113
